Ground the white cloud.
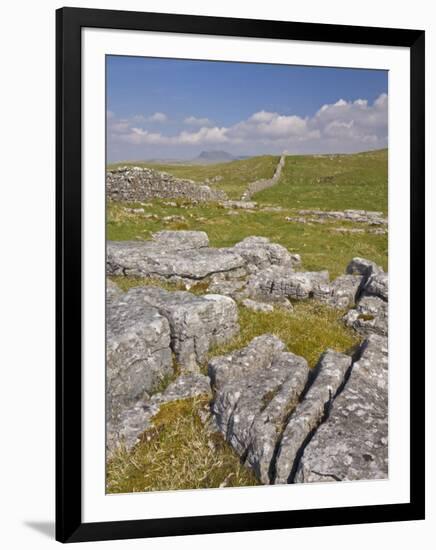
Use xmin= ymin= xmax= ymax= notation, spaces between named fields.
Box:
xmin=184 ymin=116 xmax=213 ymax=126
xmin=108 ymin=93 xmax=388 ymax=155
xmin=147 ymin=112 xmax=168 ymax=123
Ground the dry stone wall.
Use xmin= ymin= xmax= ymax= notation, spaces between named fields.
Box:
xmin=241 ymin=154 xmax=286 ymax=200
xmin=107 ymin=166 xmax=227 ymax=202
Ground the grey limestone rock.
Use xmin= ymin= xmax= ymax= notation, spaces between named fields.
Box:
xmin=106 ymin=293 xmax=173 ymax=425
xmin=319 ymin=274 xmax=364 ymax=309
xmin=346 ymin=257 xmax=382 ymax=279
xmin=247 ymin=266 xmax=329 ymax=301
xmin=108 ymin=373 xmax=212 ymax=452
xmin=274 ymin=350 xmax=352 ymax=484
xmin=107 ymin=239 xmax=246 ymax=282
xmin=343 ymin=295 xmax=388 ymax=336
xmin=209 ymin=335 xmax=309 ymax=484
xmin=362 ymin=271 xmax=388 ymax=301
xmin=106 ymin=278 xmax=122 ymax=300
xmin=230 ymin=236 xmax=300 ymax=273
xmin=124 ymin=286 xmax=239 ymax=371
xmin=294 ymin=334 xmax=388 ymax=482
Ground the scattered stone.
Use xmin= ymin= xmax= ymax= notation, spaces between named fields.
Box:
xmin=330 ymin=227 xmax=365 ymax=234
xmin=295 ymin=334 xmax=388 ymax=482
xmin=125 ymin=286 xmax=239 ymax=371
xmin=123 ymin=207 xmax=145 ymax=214
xmin=222 ymin=200 xmax=257 ymax=210
xmin=209 ymin=335 xmax=309 ymax=483
xmin=274 ymin=350 xmax=352 ymax=484
xmin=162 ymin=215 xmax=186 ymax=223
xmin=343 ymin=295 xmax=388 ymax=336
xmin=242 ymin=298 xmax=274 ymax=313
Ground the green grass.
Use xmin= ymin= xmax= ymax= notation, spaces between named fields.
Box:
xmin=210 ymin=302 xmax=361 ymax=370
xmin=106 ymin=397 xmax=259 ymax=493
xmin=107 ymin=199 xmax=388 ymax=279
xmin=107 ymin=156 xmax=279 ymax=199
xmin=255 ymin=149 xmax=388 ymax=213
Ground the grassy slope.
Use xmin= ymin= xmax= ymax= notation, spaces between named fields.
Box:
xmin=107 ymin=155 xmax=279 ymax=199
xmin=256 ymin=149 xmax=388 ymax=213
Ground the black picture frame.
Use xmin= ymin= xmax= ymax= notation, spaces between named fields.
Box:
xmin=56 ymin=7 xmax=425 ymax=543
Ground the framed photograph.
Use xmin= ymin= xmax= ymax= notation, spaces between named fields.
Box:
xmin=56 ymin=7 xmax=425 ymax=543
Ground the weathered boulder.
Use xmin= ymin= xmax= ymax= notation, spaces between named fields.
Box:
xmin=362 ymin=271 xmax=388 ymax=301
xmin=247 ymin=266 xmax=329 ymax=301
xmin=229 ymin=236 xmax=300 ymax=273
xmin=106 ymin=293 xmax=173 ymax=424
xmin=207 ymin=276 xmax=248 ymax=299
xmin=320 ymin=274 xmax=364 ymax=309
xmin=151 ymin=230 xmax=209 ymax=249
xmin=124 ymin=286 xmax=239 ymax=371
xmin=222 ymin=200 xmax=258 ymax=210
xmin=108 ymin=373 xmax=212 ymax=452
xmin=343 ymin=295 xmax=388 ymax=336
xmin=274 ymin=350 xmax=352 ymax=484
xmin=346 ymin=257 xmax=382 ymax=279
xmin=209 ymin=335 xmax=309 ymax=484
xmin=294 ymin=334 xmax=388 ymax=482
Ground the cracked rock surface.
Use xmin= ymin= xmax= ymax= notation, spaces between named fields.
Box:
xmin=106 ymin=289 xmax=173 ymax=425
xmin=209 ymin=335 xmax=310 ymax=484
xmin=295 ymin=334 xmax=388 ymax=482
xmin=274 ymin=350 xmax=352 ymax=484
xmin=123 ymin=286 xmax=239 ymax=372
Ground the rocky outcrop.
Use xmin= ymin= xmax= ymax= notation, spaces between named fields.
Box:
xmin=106 ymin=289 xmax=173 ymax=424
xmin=208 ymin=332 xmax=388 ymax=485
xmin=241 ymin=154 xmax=286 ymax=200
xmin=107 ymin=231 xmax=246 ymax=282
xmin=108 ymin=373 xmax=212 ymax=452
xmin=107 ymin=231 xmax=299 ymax=285
xmin=295 ymin=334 xmax=388 ymax=482
xmin=343 ymin=296 xmax=388 ymax=336
xmin=209 ymin=335 xmax=310 ymax=483
xmin=119 ymin=286 xmax=239 ymax=372
xmin=107 ymin=166 xmax=227 ymax=202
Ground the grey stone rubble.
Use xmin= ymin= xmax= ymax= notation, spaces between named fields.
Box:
xmin=241 ymin=154 xmax=286 ymax=200
xmin=209 ymin=335 xmax=310 ymax=484
xmin=106 ymin=287 xmax=173 ymax=425
xmin=107 ymin=166 xmax=227 ymax=202
xmin=274 ymin=350 xmax=352 ymax=484
xmin=295 ymin=334 xmax=388 ymax=482
xmin=108 ymin=373 xmax=212 ymax=452
xmin=119 ymin=286 xmax=239 ymax=372
xmin=286 ymin=209 xmax=387 ymax=226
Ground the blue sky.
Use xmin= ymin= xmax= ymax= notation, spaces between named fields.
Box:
xmin=107 ymin=56 xmax=388 ymax=162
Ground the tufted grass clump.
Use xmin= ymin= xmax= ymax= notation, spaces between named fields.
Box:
xmin=209 ymin=302 xmax=361 ymax=369
xmin=106 ymin=397 xmax=259 ymax=493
